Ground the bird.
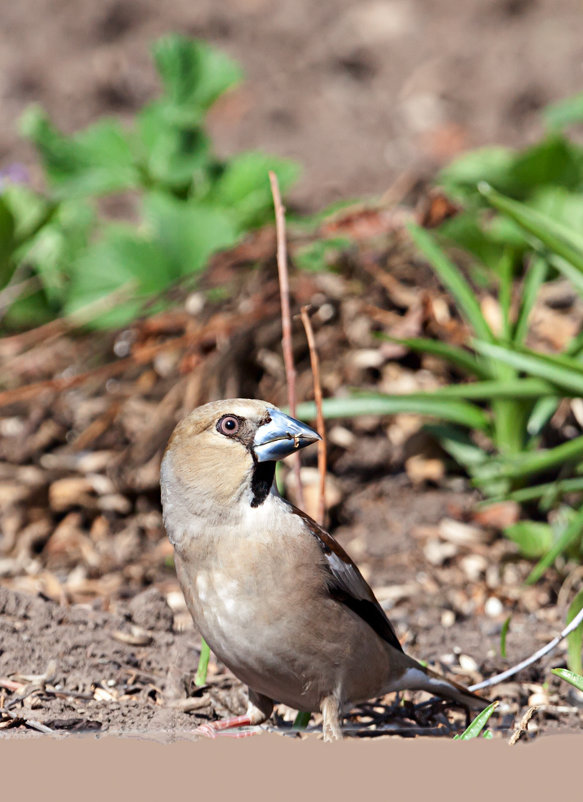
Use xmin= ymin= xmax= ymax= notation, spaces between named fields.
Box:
xmin=160 ymin=398 xmax=488 ymax=740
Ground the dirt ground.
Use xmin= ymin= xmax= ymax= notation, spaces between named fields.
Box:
xmin=1 ymin=0 xmax=583 ymax=742
xmin=1 ymin=0 xmax=582 ymax=209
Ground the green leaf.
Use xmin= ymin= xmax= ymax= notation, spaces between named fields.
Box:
xmin=295 ymin=394 xmax=490 ymax=431
xmin=479 ymin=183 xmax=583 ymax=273
xmin=544 ymin=92 xmax=583 ymax=130
xmin=143 ymin=192 xmax=239 ymax=275
xmin=438 ymin=147 xmax=515 ymax=202
xmin=379 ymin=335 xmax=491 ymax=379
xmin=473 ymin=340 xmax=583 ymax=397
xmin=153 ymin=35 xmax=242 ymax=114
xmin=453 ymin=701 xmax=498 ymax=740
xmin=408 ymin=223 xmax=495 ymax=343
xmin=137 ymin=101 xmax=211 ymax=188
xmin=504 ymin=521 xmax=553 ymax=559
xmin=566 ymin=590 xmax=583 ymax=675
xmin=527 ymin=506 xmax=583 ymax=584
xmin=21 ymin=107 xmax=139 ymax=197
xmin=514 ymin=255 xmax=547 ymax=345
xmin=552 ymin=667 xmax=583 ymax=693
xmin=293 ymin=711 xmax=311 ymax=730
xmin=424 ymin=424 xmax=489 ymax=471
xmin=500 ymin=616 xmax=511 ymax=659
xmin=210 ymin=151 xmax=300 ymax=228
xmin=0 ymin=196 xmax=16 ymax=287
xmin=195 ymin=637 xmax=211 ymax=687
xmin=294 ymin=237 xmax=352 ymax=272
xmin=438 ymin=212 xmax=508 ymax=272
xmin=64 ymin=224 xmax=176 ymax=328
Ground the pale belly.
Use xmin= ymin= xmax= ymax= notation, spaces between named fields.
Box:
xmin=175 ymin=551 xmax=394 ymax=712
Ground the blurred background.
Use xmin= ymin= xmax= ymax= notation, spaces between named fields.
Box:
xmin=2 ymin=0 xmax=582 ymax=208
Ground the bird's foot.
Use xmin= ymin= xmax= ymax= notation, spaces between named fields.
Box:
xmin=194 ymin=715 xmax=264 ymax=739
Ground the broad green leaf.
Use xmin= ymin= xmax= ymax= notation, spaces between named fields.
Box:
xmin=438 ymin=212 xmax=507 ymax=272
xmin=544 ymin=92 xmax=583 ymax=130
xmin=527 ymin=506 xmax=583 ymax=584
xmin=153 ymin=35 xmax=242 ymax=114
xmin=0 ymin=196 xmax=16 ymax=286
xmin=64 ymin=224 xmax=176 ymax=328
xmin=552 ymin=667 xmax=583 ymax=693
xmin=137 ymin=101 xmax=211 ymax=188
xmin=143 ymin=192 xmax=239 ymax=276
xmin=1 ymin=184 xmax=51 ymax=243
xmin=438 ymin=147 xmax=515 ymax=201
xmin=508 ymin=135 xmax=583 ymax=195
xmin=566 ymin=590 xmax=583 ymax=675
xmin=408 ymin=223 xmax=495 ymax=343
xmin=453 ymin=701 xmax=498 ymax=740
xmin=295 ymin=394 xmax=490 ymax=431
xmin=504 ymin=521 xmax=553 ymax=559
xmin=21 ymin=107 xmax=139 ymax=197
xmin=210 ymin=151 xmax=300 ymax=228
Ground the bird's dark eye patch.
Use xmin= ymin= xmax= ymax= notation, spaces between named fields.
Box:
xmin=217 ymin=415 xmax=241 ymax=436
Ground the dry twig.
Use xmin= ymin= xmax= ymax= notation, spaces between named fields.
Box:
xmin=269 ymin=170 xmax=303 ymax=507
xmin=300 ymin=305 xmax=327 ymax=526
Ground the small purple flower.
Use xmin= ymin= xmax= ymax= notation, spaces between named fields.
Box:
xmin=0 ymin=163 xmax=30 ymax=192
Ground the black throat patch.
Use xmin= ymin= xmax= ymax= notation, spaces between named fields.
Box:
xmin=250 ymin=461 xmax=275 ymax=508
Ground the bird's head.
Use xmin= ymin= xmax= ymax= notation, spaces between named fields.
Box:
xmin=160 ymin=399 xmax=320 ymax=537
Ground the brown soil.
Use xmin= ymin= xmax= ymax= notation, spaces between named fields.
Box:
xmin=1 ymin=0 xmax=583 ymax=743
xmin=2 ymin=0 xmax=582 ymax=209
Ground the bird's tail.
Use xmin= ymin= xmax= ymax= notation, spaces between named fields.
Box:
xmin=396 ymin=658 xmax=489 ymax=711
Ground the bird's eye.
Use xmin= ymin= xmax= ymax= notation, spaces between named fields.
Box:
xmin=217 ymin=415 xmax=240 ymax=436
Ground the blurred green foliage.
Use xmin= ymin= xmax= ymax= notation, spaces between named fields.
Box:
xmin=0 ymin=34 xmax=299 ymax=329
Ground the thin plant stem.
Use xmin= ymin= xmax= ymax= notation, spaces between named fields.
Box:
xmin=469 ymin=603 xmax=583 ymax=691
xmin=300 ymin=305 xmax=327 ymax=526
xmin=269 ymin=170 xmax=303 ymax=508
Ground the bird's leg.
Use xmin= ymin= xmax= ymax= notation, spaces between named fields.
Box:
xmin=195 ymin=690 xmax=273 ymax=739
xmin=320 ymin=695 xmax=343 ymax=742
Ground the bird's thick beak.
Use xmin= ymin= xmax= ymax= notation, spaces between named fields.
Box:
xmin=253 ymin=408 xmax=321 ymax=463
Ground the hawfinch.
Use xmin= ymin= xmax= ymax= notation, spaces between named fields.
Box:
xmin=161 ymin=399 xmax=487 ymax=740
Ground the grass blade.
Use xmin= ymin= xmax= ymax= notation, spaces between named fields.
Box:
xmin=407 ymin=222 xmax=495 ymax=343
xmin=514 ymin=255 xmax=547 ymax=345
xmin=378 ymin=335 xmax=491 ymax=379
xmin=453 ymin=701 xmax=498 ymax=740
xmin=293 ymin=711 xmax=312 ymax=730
xmin=194 ymin=637 xmax=211 ymax=686
xmin=479 ymin=183 xmax=583 ymax=272
xmin=526 ymin=506 xmax=583 ymax=584
xmin=295 ymin=395 xmax=490 ymax=431
xmin=552 ymin=667 xmax=583 ymax=693
xmin=473 ymin=340 xmax=583 ymax=396
xmin=500 ymin=616 xmax=511 ymax=658
xmin=566 ymin=590 xmax=583 ymax=675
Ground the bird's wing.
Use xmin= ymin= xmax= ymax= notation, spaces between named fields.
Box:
xmin=290 ymin=505 xmax=404 ymax=653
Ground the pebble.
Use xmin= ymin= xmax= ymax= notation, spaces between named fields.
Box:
xmin=459 ymin=654 xmax=479 ymax=673
xmin=484 ymin=596 xmax=504 ymax=618
xmin=441 ymin=610 xmax=455 ymax=628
